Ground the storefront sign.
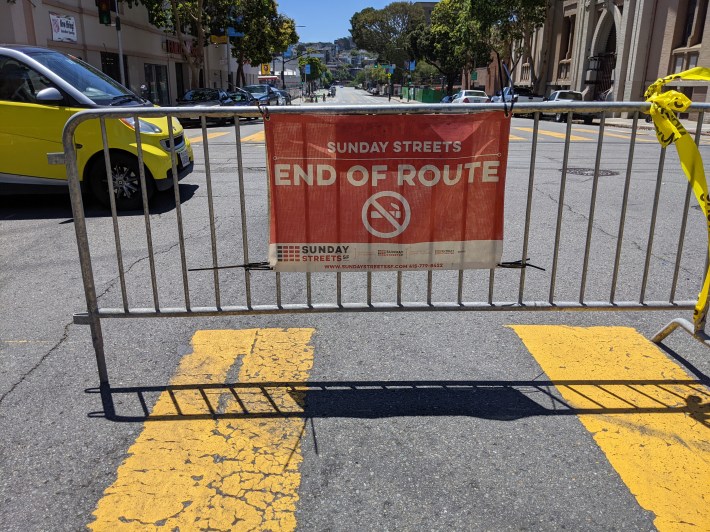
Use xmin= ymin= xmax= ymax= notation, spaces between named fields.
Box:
xmin=49 ymin=13 xmax=77 ymax=43
xmin=265 ymin=113 xmax=511 ymax=272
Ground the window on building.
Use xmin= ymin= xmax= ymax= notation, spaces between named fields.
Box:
xmin=674 ymin=54 xmax=685 ymax=72
xmin=144 ymin=63 xmax=169 ymax=105
xmin=100 ymin=52 xmax=129 ymax=87
xmin=689 ymin=53 xmax=699 ymax=68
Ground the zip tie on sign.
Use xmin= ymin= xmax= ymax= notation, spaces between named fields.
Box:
xmin=257 ymin=101 xmax=270 ymax=121
xmin=645 ymin=67 xmax=710 ymax=332
xmin=188 ymin=261 xmax=272 ymax=272
xmin=498 ymin=259 xmax=545 ymax=271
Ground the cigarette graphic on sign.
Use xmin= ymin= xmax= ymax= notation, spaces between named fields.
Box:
xmin=363 ymin=192 xmax=411 ymax=239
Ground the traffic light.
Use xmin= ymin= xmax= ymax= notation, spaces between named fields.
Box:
xmin=98 ymin=0 xmax=111 ymax=25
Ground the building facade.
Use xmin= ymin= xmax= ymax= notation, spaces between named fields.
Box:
xmin=0 ymin=0 xmax=260 ymax=104
xmin=490 ymin=0 xmax=709 ymax=114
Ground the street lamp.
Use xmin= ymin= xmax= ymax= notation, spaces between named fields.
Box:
xmin=278 ymin=26 xmax=305 ymax=90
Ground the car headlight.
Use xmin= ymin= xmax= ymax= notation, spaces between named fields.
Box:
xmin=120 ymin=117 xmax=163 ymax=134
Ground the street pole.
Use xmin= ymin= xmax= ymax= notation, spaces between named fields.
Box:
xmin=226 ymin=37 xmax=231 ymax=90
xmin=116 ymin=17 xmax=125 ymax=87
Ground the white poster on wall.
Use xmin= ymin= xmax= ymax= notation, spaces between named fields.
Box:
xmin=49 ymin=13 xmax=77 ymax=43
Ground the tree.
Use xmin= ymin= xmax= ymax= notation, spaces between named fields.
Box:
xmin=409 ymin=0 xmax=488 ymax=93
xmin=123 ymin=0 xmax=297 ymax=89
xmin=298 ymin=54 xmax=328 ymax=94
xmin=350 ymin=2 xmax=425 ymax=69
xmin=469 ymin=0 xmax=548 ymax=90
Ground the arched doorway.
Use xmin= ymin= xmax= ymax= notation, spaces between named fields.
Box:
xmin=589 ymin=9 xmax=618 ymax=100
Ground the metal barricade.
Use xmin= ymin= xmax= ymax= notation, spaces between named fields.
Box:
xmin=61 ymin=101 xmax=710 ymax=414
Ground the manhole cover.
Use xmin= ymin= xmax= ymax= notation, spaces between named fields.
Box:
xmin=563 ymin=167 xmax=619 ymax=176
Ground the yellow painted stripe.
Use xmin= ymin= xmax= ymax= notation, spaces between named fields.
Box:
xmin=511 ymin=325 xmax=710 ymax=532
xmin=509 ymin=134 xmax=527 ymax=141
xmin=516 ymin=127 xmax=592 ymax=141
xmin=186 ymin=131 xmax=230 ymax=143
xmin=89 ymin=328 xmax=315 ymax=531
xmin=573 ymin=128 xmax=657 ymax=142
xmin=242 ymin=130 xmax=266 ymax=143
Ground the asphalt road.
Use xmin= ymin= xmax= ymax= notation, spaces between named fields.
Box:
xmin=1 ymin=87 xmax=709 ymax=531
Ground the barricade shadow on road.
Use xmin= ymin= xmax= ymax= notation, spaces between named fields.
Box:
xmin=0 ymin=183 xmax=198 ymax=222
xmin=85 ymin=378 xmax=710 ymax=426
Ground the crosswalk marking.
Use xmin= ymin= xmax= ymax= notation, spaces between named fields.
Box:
xmin=89 ymin=328 xmax=315 ymax=531
xmin=512 ymin=325 xmax=710 ymax=532
xmin=241 ymin=130 xmax=266 ymax=143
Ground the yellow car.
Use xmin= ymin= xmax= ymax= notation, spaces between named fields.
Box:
xmin=0 ymin=45 xmax=193 ymax=210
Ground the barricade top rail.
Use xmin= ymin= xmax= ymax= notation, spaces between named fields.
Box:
xmin=61 ymin=101 xmax=710 ymax=141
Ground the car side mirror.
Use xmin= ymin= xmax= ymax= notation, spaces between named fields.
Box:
xmin=35 ymin=87 xmax=64 ymax=103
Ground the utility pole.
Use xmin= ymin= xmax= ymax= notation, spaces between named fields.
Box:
xmin=116 ymin=17 xmax=125 ymax=87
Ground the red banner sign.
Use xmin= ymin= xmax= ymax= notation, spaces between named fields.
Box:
xmin=265 ymin=112 xmax=510 ymax=271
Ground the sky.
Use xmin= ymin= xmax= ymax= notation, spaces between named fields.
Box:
xmin=276 ymin=0 xmax=393 ymax=44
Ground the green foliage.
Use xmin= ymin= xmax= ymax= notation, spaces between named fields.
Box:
xmin=469 ymin=0 xmax=547 ymax=59
xmin=350 ymin=2 xmax=425 ymax=68
xmin=298 ymin=55 xmax=328 ymax=81
xmin=409 ymin=0 xmax=488 ymax=91
xmin=120 ymin=0 xmax=297 ymax=88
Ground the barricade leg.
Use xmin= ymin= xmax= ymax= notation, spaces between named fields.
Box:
xmin=652 ymin=318 xmax=710 ymax=347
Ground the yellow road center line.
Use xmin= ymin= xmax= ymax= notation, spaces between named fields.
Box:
xmin=186 ymin=131 xmax=230 ymax=143
xmin=511 ymin=325 xmax=710 ymax=532
xmin=89 ymin=328 xmax=315 ymax=531
xmin=573 ymin=128 xmax=657 ymax=142
xmin=509 ymin=134 xmax=527 ymax=141
xmin=242 ymin=130 xmax=266 ymax=143
xmin=515 ymin=127 xmax=592 ymax=141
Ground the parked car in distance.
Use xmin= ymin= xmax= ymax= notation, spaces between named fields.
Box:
xmin=491 ymin=86 xmax=545 ymax=104
xmin=452 ymin=90 xmax=490 ymax=103
xmin=542 ymin=90 xmax=595 ymax=124
xmin=176 ymin=88 xmax=235 ymax=126
xmin=276 ymin=89 xmax=292 ymax=105
xmin=226 ymin=87 xmax=260 ymax=119
xmin=440 ymin=94 xmax=455 ymax=103
xmin=0 ymin=45 xmax=193 ymax=210
xmin=242 ymin=84 xmax=280 ymax=105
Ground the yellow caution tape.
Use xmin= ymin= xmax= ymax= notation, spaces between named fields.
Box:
xmin=645 ymin=67 xmax=710 ymax=331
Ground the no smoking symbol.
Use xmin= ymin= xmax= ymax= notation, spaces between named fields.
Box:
xmin=362 ymin=192 xmax=411 ymax=238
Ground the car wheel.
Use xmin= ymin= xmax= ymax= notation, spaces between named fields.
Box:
xmin=555 ymin=112 xmax=564 ymax=123
xmin=90 ymin=152 xmax=155 ymax=211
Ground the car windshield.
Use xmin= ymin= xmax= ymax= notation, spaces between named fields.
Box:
xmin=229 ymin=91 xmax=249 ymax=102
xmin=26 ymin=49 xmax=137 ymax=106
xmin=514 ymin=87 xmax=534 ymax=96
xmin=243 ymin=85 xmax=268 ymax=95
xmin=182 ymin=89 xmax=219 ymax=102
xmin=464 ymin=91 xmax=487 ymax=97
xmin=557 ymin=91 xmax=582 ymax=100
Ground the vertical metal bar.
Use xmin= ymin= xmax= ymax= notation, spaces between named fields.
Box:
xmin=640 ymin=147 xmax=667 ymax=302
xmin=367 ymin=271 xmax=372 ymax=306
xmin=276 ymin=272 xmax=282 ymax=308
xmin=167 ymin=115 xmax=191 ymax=310
xmin=427 ymin=270 xmax=433 ymax=306
xmin=579 ymin=113 xmax=606 ymax=303
xmin=134 ymin=117 xmax=160 ymax=310
xmin=306 ymin=272 xmax=312 ymax=307
xmin=397 ymin=271 xmax=403 ymax=306
xmin=488 ymin=269 xmax=495 ymax=305
xmin=337 ymin=272 xmax=342 ymax=307
xmin=64 ymin=117 xmax=111 ymax=413
xmin=670 ymin=112 xmax=704 ymax=302
xmin=100 ymin=118 xmax=129 ymax=312
xmin=519 ymin=112 xmax=540 ymax=304
xmin=610 ymin=112 xmax=639 ymax=302
xmin=457 ymin=270 xmax=463 ymax=305
xmin=234 ymin=118 xmax=251 ymax=308
xmin=548 ymin=112 xmax=573 ymax=303
xmin=201 ymin=115 xmax=221 ymax=309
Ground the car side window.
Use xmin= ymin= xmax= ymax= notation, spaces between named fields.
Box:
xmin=0 ymin=58 xmax=55 ymax=103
